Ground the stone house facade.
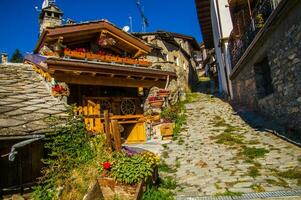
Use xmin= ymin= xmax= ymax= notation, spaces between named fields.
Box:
xmin=195 ymin=0 xmax=234 ymax=98
xmin=133 ymin=32 xmax=200 ymax=91
xmin=229 ymin=0 xmax=301 ymax=133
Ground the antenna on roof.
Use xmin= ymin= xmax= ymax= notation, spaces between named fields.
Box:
xmin=129 ymin=15 xmax=133 ymax=32
xmin=136 ymin=0 xmax=149 ymax=32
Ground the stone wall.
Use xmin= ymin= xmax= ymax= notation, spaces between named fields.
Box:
xmin=231 ymin=0 xmax=301 ymax=131
xmin=140 ymin=35 xmax=198 ymax=91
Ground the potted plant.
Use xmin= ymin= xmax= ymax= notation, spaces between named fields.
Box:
xmin=148 ymin=96 xmax=164 ymax=108
xmin=98 ymin=151 xmax=159 ymax=200
xmin=51 ymin=83 xmax=70 ymax=97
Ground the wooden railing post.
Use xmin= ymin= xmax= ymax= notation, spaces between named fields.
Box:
xmin=104 ymin=110 xmax=112 ymax=151
xmin=111 ymin=120 xmax=122 ymax=152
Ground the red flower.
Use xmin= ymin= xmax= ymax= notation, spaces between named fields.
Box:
xmin=52 ymin=85 xmax=66 ymax=93
xmin=103 ymin=161 xmax=111 ymax=170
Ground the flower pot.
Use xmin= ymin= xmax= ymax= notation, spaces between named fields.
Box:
xmin=149 ymin=100 xmax=164 ymax=108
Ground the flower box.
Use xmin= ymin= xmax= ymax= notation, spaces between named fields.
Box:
xmin=138 ymin=60 xmax=151 ymax=67
xmin=64 ymin=49 xmax=86 ymax=59
xmin=115 ymin=56 xmax=123 ymax=63
xmin=97 ymin=177 xmax=143 ymax=200
xmin=86 ymin=52 xmax=101 ymax=60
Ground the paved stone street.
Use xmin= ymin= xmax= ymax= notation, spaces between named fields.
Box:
xmin=159 ymin=93 xmax=301 ymax=198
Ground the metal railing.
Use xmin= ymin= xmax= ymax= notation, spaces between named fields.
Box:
xmin=228 ymin=0 xmax=281 ymax=68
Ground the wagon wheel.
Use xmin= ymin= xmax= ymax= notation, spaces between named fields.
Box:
xmin=100 ymin=100 xmax=112 ymax=112
xmin=120 ymin=99 xmax=136 ymax=115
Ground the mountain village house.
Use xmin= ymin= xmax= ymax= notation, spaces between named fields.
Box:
xmin=0 ymin=1 xmax=200 ymax=192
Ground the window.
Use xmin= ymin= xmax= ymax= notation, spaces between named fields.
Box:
xmin=254 ymin=57 xmax=274 ymax=98
xmin=183 ymin=62 xmax=187 ymax=70
xmin=163 ymin=53 xmax=169 ymax=61
xmin=174 ymin=56 xmax=179 ymax=66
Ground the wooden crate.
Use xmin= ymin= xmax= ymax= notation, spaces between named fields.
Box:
xmin=160 ymin=123 xmax=174 ymax=137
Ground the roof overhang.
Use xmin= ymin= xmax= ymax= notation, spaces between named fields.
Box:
xmin=25 ymin=54 xmax=176 ymax=88
xmin=34 ymin=20 xmax=152 ymax=57
xmin=46 ymin=58 xmax=176 ymax=88
xmin=195 ymin=0 xmax=214 ymax=48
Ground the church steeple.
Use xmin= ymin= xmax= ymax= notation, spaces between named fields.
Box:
xmin=39 ymin=0 xmax=63 ymax=35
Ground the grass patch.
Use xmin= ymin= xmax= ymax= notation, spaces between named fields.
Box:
xmin=212 ymin=132 xmax=244 ymax=146
xmin=298 ymin=158 xmax=301 ymax=162
xmin=143 ymin=176 xmax=177 ymax=200
xmin=215 ymin=189 xmax=243 ymax=196
xmin=241 ymin=147 xmax=269 ymax=160
xmin=142 ymin=185 xmax=174 ymax=200
xmin=184 ymin=93 xmax=200 ymax=103
xmin=198 ymin=76 xmax=211 ymax=82
xmin=247 ymin=165 xmax=261 ymax=178
xmin=160 ymin=176 xmax=177 ymax=190
xmin=211 ymin=116 xmax=228 ymax=127
xmin=175 ymin=157 xmax=181 ymax=168
xmin=162 ymin=144 xmax=169 ymax=149
xmin=162 ymin=151 xmax=169 ymax=158
xmin=177 ymin=138 xmax=185 ymax=145
xmin=214 ymin=182 xmax=222 ymax=189
xmin=158 ymin=161 xmax=177 ymax=173
xmin=251 ymin=184 xmax=265 ymax=192
xmin=266 ymin=178 xmax=289 ymax=187
xmin=277 ymin=168 xmax=301 ymax=185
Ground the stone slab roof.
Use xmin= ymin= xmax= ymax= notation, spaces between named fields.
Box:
xmin=0 ymin=63 xmax=68 ymax=137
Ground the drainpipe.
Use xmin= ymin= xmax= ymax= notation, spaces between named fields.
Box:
xmin=1 ymin=134 xmax=45 ymax=195
xmin=215 ymin=0 xmax=231 ymax=97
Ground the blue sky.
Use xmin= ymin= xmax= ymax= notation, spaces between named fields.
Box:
xmin=0 ymin=0 xmax=202 ymax=58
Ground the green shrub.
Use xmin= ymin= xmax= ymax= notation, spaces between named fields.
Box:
xmin=110 ymin=152 xmax=154 ymax=185
xmin=32 ymin=108 xmax=108 ymax=200
xmin=142 ymin=185 xmax=174 ymax=200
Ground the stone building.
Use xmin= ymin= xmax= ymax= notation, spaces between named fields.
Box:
xmin=39 ymin=1 xmax=63 ymax=35
xmin=195 ymin=0 xmax=233 ymax=98
xmin=228 ymin=0 xmax=301 ymax=134
xmin=133 ymin=31 xmax=200 ymax=91
xmin=0 ymin=63 xmax=67 ymax=192
xmin=1 ymin=53 xmax=8 ymax=64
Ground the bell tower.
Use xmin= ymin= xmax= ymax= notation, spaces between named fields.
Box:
xmin=39 ymin=0 xmax=63 ymax=35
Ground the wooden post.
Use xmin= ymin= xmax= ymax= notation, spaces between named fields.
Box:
xmin=104 ymin=110 xmax=112 ymax=151
xmin=111 ymin=120 xmax=122 ymax=152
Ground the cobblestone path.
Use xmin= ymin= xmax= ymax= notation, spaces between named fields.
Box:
xmin=160 ymin=93 xmax=301 ymax=197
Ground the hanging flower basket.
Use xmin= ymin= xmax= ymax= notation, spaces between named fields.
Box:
xmin=51 ymin=83 xmax=70 ymax=97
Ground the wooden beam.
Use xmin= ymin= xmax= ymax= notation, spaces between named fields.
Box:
xmin=102 ymin=30 xmax=148 ymax=55
xmin=104 ymin=110 xmax=112 ymax=151
xmin=53 ymin=73 xmax=166 ymax=88
xmin=46 ymin=59 xmax=177 ymax=79
xmin=111 ymin=120 xmax=122 ymax=152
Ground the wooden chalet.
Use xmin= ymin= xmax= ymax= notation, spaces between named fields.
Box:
xmin=25 ymin=20 xmax=177 ymax=144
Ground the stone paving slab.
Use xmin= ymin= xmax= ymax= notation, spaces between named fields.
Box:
xmin=159 ymin=93 xmax=301 ymax=198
